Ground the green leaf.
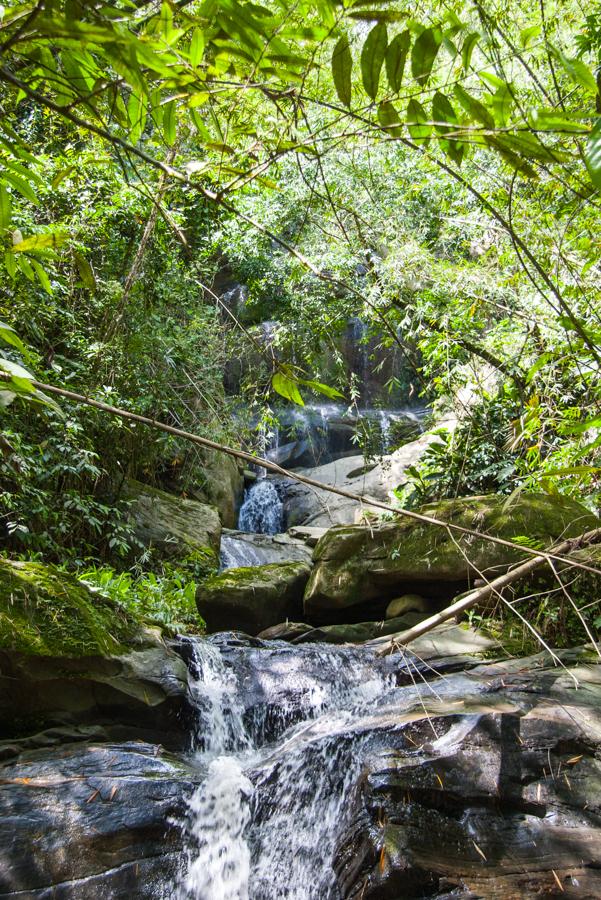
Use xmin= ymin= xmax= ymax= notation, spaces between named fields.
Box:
xmin=163 ymin=99 xmax=177 ymax=146
xmin=30 ymin=259 xmax=53 ymax=294
xmin=432 ymin=90 xmax=457 ymax=132
xmin=361 ymin=22 xmax=388 ymax=100
xmin=10 ymin=232 xmax=68 ymax=253
xmin=0 ymin=185 xmax=11 ymax=230
xmin=411 ymin=25 xmax=441 ymax=85
xmin=377 ymin=100 xmax=403 ymax=137
xmin=190 ymin=28 xmax=205 ymax=67
xmin=299 ymin=378 xmax=345 ymax=400
xmin=74 ymin=252 xmax=97 ymax=291
xmin=552 ymin=49 xmax=597 ymax=95
xmin=461 ymin=30 xmax=479 ymax=71
xmin=585 ymin=118 xmax=601 ymax=189
xmin=332 ymin=34 xmax=352 ymax=107
xmin=520 ymin=25 xmax=541 ymax=49
xmin=272 ymin=371 xmax=304 ymax=405
xmin=528 ymin=109 xmax=589 ymax=134
xmin=453 ymin=84 xmax=494 ymax=129
xmin=406 ymin=98 xmax=431 ymax=145
xmin=385 ymin=30 xmax=410 ymax=93
xmin=0 ymin=321 xmax=26 ymax=353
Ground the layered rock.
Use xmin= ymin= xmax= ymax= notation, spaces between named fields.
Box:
xmin=0 ymin=559 xmax=194 ymax=748
xmin=220 ymin=529 xmax=312 ymax=568
xmin=304 ymin=493 xmax=599 ymax=620
xmin=196 ymin=561 xmax=312 ymax=635
xmin=124 ymin=479 xmax=221 ymax=563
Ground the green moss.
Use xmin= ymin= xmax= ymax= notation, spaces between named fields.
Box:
xmin=0 ymin=558 xmax=141 ymax=657
xmin=201 ymin=561 xmax=308 ymax=592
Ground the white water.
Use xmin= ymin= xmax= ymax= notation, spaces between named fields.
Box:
xmin=238 ymin=480 xmax=284 ymax=535
xmin=179 ymin=638 xmax=399 ymax=900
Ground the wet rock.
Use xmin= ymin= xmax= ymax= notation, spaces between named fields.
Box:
xmin=0 ymin=742 xmax=199 ymax=898
xmin=221 ymin=530 xmax=312 ymax=568
xmin=124 ymin=479 xmax=221 ymax=560
xmin=335 ymin=654 xmax=601 ymax=898
xmin=304 ymin=493 xmax=598 ymax=619
xmin=197 ymin=561 xmax=312 ymax=635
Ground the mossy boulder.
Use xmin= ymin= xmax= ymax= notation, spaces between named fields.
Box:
xmin=196 ymin=561 xmax=312 ymax=635
xmin=0 ymin=558 xmax=139 ymax=657
xmin=124 ymin=479 xmax=221 ymax=562
xmin=304 ymin=493 xmax=599 ymax=619
xmin=0 ymin=559 xmax=194 ymax=746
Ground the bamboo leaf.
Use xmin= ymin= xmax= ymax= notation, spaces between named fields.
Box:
xmin=190 ymin=28 xmax=205 ymax=67
xmin=0 ymin=185 xmax=11 ymax=230
xmin=406 ymin=97 xmax=430 ymax=144
xmin=332 ymin=34 xmax=352 ymax=107
xmin=377 ymin=100 xmax=403 ymax=137
xmin=361 ymin=22 xmax=388 ymax=100
xmin=163 ymin=99 xmax=177 ymax=146
xmin=411 ymin=25 xmax=441 ymax=86
xmin=385 ymin=29 xmax=410 ymax=93
xmin=585 ymin=117 xmax=601 ymax=189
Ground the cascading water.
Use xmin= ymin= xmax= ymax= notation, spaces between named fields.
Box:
xmin=178 ymin=637 xmax=410 ymax=900
xmin=238 ymin=480 xmax=283 ymax=535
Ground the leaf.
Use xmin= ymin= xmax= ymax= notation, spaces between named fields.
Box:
xmin=190 ymin=27 xmax=205 ymax=67
xmin=163 ymin=99 xmax=177 ymax=146
xmin=332 ymin=34 xmax=352 ymax=107
xmin=0 ymin=185 xmax=11 ymax=230
xmin=461 ymin=30 xmax=479 ymax=71
xmin=528 ymin=109 xmax=589 ymax=134
xmin=520 ymin=25 xmax=541 ymax=49
xmin=0 ymin=321 xmax=26 ymax=353
xmin=385 ymin=30 xmax=410 ymax=93
xmin=585 ymin=118 xmax=601 ymax=190
xmin=30 ymin=259 xmax=53 ymax=294
xmin=361 ymin=22 xmax=387 ymax=100
xmin=10 ymin=232 xmax=68 ymax=253
xmin=377 ymin=100 xmax=403 ymax=137
xmin=552 ymin=48 xmax=597 ymax=95
xmin=411 ymin=25 xmax=441 ymax=86
xmin=453 ymin=84 xmax=494 ymax=129
xmin=51 ymin=166 xmax=76 ymax=188
xmin=272 ymin=371 xmax=304 ymax=405
xmin=74 ymin=252 xmax=97 ymax=291
xmin=432 ymin=91 xmax=464 ymax=165
xmin=299 ymin=378 xmax=345 ymax=400
xmin=406 ymin=98 xmax=430 ymax=145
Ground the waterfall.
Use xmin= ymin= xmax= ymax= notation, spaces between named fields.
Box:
xmin=238 ymin=480 xmax=283 ymax=534
xmin=179 ymin=639 xmax=400 ymax=900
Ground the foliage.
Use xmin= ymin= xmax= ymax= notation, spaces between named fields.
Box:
xmin=78 ymin=562 xmax=205 ymax=634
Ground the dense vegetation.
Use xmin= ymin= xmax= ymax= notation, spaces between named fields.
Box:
xmin=0 ymin=0 xmax=600 ymax=642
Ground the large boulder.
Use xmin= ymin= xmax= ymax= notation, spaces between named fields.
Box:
xmin=188 ymin=450 xmax=245 ymax=528
xmin=0 ymin=559 xmax=194 ymax=748
xmin=304 ymin=493 xmax=599 ymax=620
xmin=124 ymin=479 xmax=221 ymax=562
xmin=197 ymin=562 xmax=312 ymax=635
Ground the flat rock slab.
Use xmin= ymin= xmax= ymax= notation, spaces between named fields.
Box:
xmin=0 ymin=742 xmax=200 ymax=899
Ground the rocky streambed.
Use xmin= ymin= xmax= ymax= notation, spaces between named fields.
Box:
xmin=3 ymin=481 xmax=601 ymax=898
xmin=2 ymin=621 xmax=601 ymax=899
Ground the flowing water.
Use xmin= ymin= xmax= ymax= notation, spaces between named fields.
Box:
xmin=177 ymin=636 xmax=416 ymax=900
xmin=238 ymin=480 xmax=284 ymax=535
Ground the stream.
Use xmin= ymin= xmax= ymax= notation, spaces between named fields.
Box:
xmin=179 ymin=636 xmax=398 ymax=899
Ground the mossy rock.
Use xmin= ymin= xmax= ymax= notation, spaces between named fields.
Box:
xmin=0 ymin=558 xmax=140 ymax=657
xmin=124 ymin=479 xmax=221 ymax=560
xmin=304 ymin=493 xmax=599 ymax=616
xmin=197 ymin=561 xmax=312 ymax=635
